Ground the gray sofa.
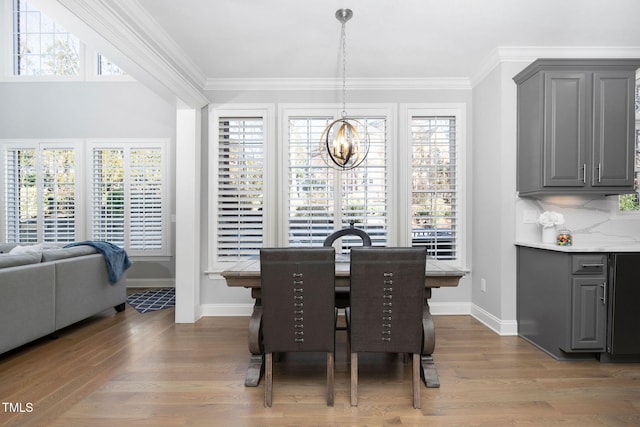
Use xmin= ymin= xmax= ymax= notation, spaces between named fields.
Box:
xmin=0 ymin=243 xmax=127 ymax=355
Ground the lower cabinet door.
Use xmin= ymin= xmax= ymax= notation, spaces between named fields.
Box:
xmin=570 ymin=277 xmax=607 ymax=350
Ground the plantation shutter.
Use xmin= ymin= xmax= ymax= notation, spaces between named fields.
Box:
xmin=41 ymin=148 xmax=75 ymax=242
xmin=90 ymin=144 xmax=166 ymax=254
xmin=411 ymin=116 xmax=457 ymax=260
xmin=91 ymin=148 xmax=125 ymax=246
xmin=3 ymin=146 xmax=75 ymax=243
xmin=4 ymin=148 xmax=37 ymax=242
xmin=287 ymin=116 xmax=387 ymax=250
xmin=217 ymin=118 xmax=264 ymax=259
xmin=129 ymin=149 xmax=163 ymax=250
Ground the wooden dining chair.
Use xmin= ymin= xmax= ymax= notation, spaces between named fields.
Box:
xmin=260 ymin=247 xmax=336 ymax=407
xmin=347 ymin=246 xmax=427 ymax=409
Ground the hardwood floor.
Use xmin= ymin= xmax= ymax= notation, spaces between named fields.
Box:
xmin=1 ymin=304 xmax=639 ymax=426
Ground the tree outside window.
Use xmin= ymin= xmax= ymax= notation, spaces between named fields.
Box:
xmin=13 ymin=0 xmax=80 ymax=76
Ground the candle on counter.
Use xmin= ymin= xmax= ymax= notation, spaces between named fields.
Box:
xmin=556 ymin=229 xmax=573 ymax=246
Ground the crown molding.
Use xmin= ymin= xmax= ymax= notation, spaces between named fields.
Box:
xmin=53 ymin=0 xmax=209 ymax=108
xmin=471 ymin=46 xmax=640 ymax=86
xmin=204 ymin=77 xmax=471 ymax=92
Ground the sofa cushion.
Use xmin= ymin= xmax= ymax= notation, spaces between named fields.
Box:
xmin=9 ymin=243 xmax=44 ymax=255
xmin=41 ymin=245 xmax=97 ymax=262
xmin=0 ymin=252 xmax=42 ymax=268
xmin=0 ymin=243 xmax=18 ymax=254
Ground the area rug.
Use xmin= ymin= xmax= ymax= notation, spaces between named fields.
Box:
xmin=127 ymin=288 xmax=175 ymax=313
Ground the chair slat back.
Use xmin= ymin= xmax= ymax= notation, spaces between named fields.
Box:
xmin=261 ymin=248 xmax=336 ymax=353
xmin=349 ymin=247 xmax=426 ymax=354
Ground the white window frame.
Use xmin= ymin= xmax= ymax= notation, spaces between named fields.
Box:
xmin=614 ymin=123 xmax=640 ymax=217
xmin=399 ymin=104 xmax=467 ymax=267
xmin=207 ymin=104 xmax=276 ymax=272
xmin=0 ymin=138 xmax=170 ymax=256
xmin=0 ymin=138 xmax=84 ymax=243
xmin=278 ymin=104 xmax=398 ymax=247
xmin=0 ymin=0 xmax=131 ymax=81
xmin=206 ymin=102 xmax=466 ymax=272
xmin=86 ymin=139 xmax=170 ymax=257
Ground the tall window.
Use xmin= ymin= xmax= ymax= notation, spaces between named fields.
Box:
xmin=3 ymin=144 xmax=76 ymax=243
xmin=287 ymin=116 xmax=388 ymax=251
xmin=90 ymin=143 xmax=167 ymax=255
xmin=13 ymin=0 xmax=80 ymax=76
xmin=411 ymin=116 xmax=457 ymax=260
xmin=215 ymin=117 xmax=265 ymax=260
xmin=209 ymin=104 xmax=465 ymax=273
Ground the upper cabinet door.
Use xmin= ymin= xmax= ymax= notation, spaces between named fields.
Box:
xmin=592 ymin=70 xmax=636 ymax=188
xmin=514 ymin=59 xmax=640 ymax=197
xmin=543 ymin=71 xmax=588 ymax=188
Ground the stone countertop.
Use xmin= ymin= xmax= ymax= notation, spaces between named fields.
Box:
xmin=515 ymin=240 xmax=640 ymax=253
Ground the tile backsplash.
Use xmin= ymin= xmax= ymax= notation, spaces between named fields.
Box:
xmin=516 ymin=194 xmax=640 ymax=246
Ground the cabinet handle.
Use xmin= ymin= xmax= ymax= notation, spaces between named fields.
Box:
xmin=582 ymin=164 xmax=586 ymax=183
xmin=581 ymin=263 xmax=604 ymax=268
xmin=597 ymin=163 xmax=601 ymax=183
xmin=600 ymin=282 xmax=607 ymax=305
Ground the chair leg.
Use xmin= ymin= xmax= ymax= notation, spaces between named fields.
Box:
xmin=265 ymin=352 xmax=273 ymax=408
xmin=327 ymin=352 xmax=334 ymax=406
xmin=412 ymin=353 xmax=421 ymax=409
xmin=345 ymin=307 xmax=351 ymax=365
xmin=350 ymin=352 xmax=358 ymax=406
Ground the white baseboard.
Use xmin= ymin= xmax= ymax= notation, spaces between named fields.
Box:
xmin=470 ymin=304 xmax=518 ymax=336
xmin=198 ymin=302 xmax=518 ymax=337
xmin=201 ymin=303 xmax=253 ymax=317
xmin=200 ymin=301 xmax=473 ymax=317
xmin=126 ymin=278 xmax=175 ymax=288
xmin=428 ymin=301 xmax=471 ymax=315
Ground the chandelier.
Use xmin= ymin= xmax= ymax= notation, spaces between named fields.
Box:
xmin=320 ymin=8 xmax=370 ymax=170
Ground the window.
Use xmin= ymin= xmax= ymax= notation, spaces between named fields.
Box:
xmin=4 ymin=0 xmax=128 ymax=79
xmin=12 ymin=0 xmax=80 ymax=76
xmin=2 ymin=142 xmax=77 ymax=243
xmin=214 ymin=117 xmax=265 ymax=260
xmin=619 ymin=127 xmax=640 ymax=212
xmin=208 ymin=103 xmax=465 ymax=273
xmin=1 ymin=139 xmax=169 ymax=255
xmin=410 ymin=114 xmax=459 ymax=260
xmin=619 ymin=77 xmax=640 ymax=212
xmin=97 ymin=54 xmax=126 ymax=76
xmin=89 ymin=142 xmax=168 ymax=255
xmin=287 ymin=115 xmax=388 ymax=251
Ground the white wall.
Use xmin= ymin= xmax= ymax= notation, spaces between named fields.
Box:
xmin=0 ymin=82 xmax=174 ymax=138
xmin=470 ymin=61 xmax=530 ymax=335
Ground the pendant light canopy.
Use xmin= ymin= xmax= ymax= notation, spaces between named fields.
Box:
xmin=320 ymin=8 xmax=369 ymax=170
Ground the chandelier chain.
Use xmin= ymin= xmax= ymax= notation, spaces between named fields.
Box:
xmin=341 ymin=19 xmax=347 ymax=118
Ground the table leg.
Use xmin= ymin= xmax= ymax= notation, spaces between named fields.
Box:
xmin=421 ymin=297 xmax=440 ymax=388
xmin=245 ymin=293 xmax=264 ymax=387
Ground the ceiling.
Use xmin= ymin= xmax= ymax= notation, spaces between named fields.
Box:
xmin=133 ymin=0 xmax=640 ymax=81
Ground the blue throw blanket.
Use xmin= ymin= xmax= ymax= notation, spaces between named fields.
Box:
xmin=64 ymin=241 xmax=132 ymax=284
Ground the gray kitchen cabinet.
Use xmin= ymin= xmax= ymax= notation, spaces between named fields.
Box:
xmin=514 ymin=59 xmax=639 ymax=197
xmin=570 ymin=278 xmax=607 ymax=350
xmin=517 ymin=247 xmax=607 ymax=359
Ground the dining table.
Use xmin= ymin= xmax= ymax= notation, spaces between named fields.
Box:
xmin=221 ymin=255 xmax=467 ymax=388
